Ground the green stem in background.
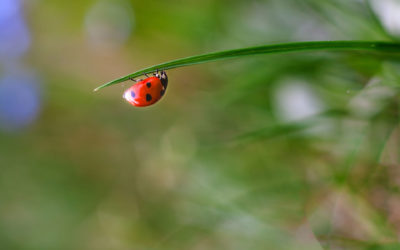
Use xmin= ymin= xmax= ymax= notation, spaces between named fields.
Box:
xmin=94 ymin=41 xmax=400 ymax=91
xmin=364 ymin=0 xmax=399 ymax=41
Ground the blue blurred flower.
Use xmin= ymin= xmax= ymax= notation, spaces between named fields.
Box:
xmin=0 ymin=74 xmax=41 ymax=131
xmin=0 ymin=0 xmax=30 ymax=61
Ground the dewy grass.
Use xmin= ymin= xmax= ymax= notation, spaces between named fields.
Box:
xmin=94 ymin=41 xmax=400 ymax=91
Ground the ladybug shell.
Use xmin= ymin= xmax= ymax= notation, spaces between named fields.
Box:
xmin=123 ymin=76 xmax=166 ymax=107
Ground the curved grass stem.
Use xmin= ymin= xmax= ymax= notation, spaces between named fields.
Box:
xmin=94 ymin=41 xmax=400 ymax=91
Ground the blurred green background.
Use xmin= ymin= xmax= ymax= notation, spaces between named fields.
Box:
xmin=1 ymin=0 xmax=400 ymax=249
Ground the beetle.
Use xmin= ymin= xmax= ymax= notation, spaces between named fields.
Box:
xmin=123 ymin=70 xmax=168 ymax=107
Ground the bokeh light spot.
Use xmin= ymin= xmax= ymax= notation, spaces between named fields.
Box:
xmin=84 ymin=0 xmax=134 ymax=50
xmin=274 ymin=80 xmax=324 ymax=122
xmin=372 ymin=0 xmax=400 ymax=36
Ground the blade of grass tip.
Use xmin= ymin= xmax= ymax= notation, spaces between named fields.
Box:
xmin=94 ymin=41 xmax=400 ymax=91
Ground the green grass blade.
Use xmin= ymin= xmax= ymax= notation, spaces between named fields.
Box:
xmin=94 ymin=41 xmax=400 ymax=91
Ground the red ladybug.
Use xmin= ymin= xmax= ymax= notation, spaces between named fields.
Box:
xmin=123 ymin=70 xmax=168 ymax=107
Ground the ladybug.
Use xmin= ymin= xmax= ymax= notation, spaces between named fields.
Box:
xmin=123 ymin=70 xmax=168 ymax=107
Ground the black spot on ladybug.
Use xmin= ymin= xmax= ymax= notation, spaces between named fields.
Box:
xmin=160 ymin=89 xmax=165 ymax=96
xmin=146 ymin=82 xmax=151 ymax=88
xmin=131 ymin=91 xmax=136 ymax=98
xmin=146 ymin=94 xmax=152 ymax=102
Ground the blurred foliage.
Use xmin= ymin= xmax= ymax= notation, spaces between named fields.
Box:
xmin=1 ymin=0 xmax=400 ymax=249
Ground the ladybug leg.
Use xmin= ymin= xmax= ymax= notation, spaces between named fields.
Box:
xmin=144 ymin=73 xmax=149 ymax=78
xmin=130 ymin=77 xmax=143 ymax=82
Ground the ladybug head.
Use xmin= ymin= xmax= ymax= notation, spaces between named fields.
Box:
xmin=156 ymin=70 xmax=168 ymax=89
